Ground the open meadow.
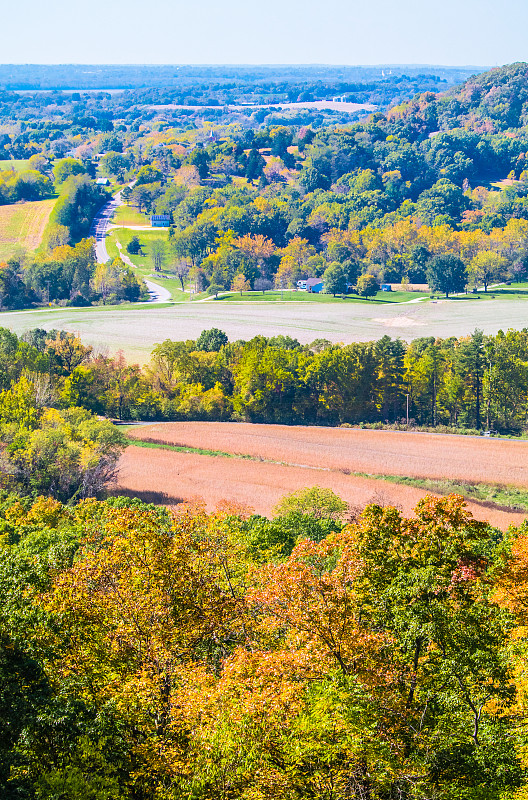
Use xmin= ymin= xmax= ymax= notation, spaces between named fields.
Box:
xmin=3 ymin=292 xmax=528 ymax=361
xmin=0 ymin=159 xmax=30 ymax=172
xmin=118 ymin=422 xmax=528 ymax=528
xmin=0 ymin=198 xmax=56 ymax=259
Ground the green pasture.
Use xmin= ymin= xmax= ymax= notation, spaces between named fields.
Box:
xmin=106 ymin=227 xmax=187 ymax=300
xmin=215 ymin=289 xmax=431 ymax=304
xmin=111 ymin=205 xmax=151 ymax=226
xmin=0 ymin=159 xmax=30 ymax=173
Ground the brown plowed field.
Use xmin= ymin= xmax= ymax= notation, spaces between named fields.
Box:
xmin=128 ymin=422 xmax=528 ymax=487
xmin=116 ymin=423 xmax=528 ymax=529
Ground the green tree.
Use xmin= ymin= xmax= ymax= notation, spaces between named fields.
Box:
xmin=323 ymin=261 xmax=348 ymax=296
xmin=357 ymin=273 xmax=379 ymax=299
xmin=427 ymin=253 xmax=467 ymax=297
xmin=100 ymin=151 xmax=129 ymax=181
xmin=126 ymin=235 xmax=141 ymax=255
xmin=195 ymin=328 xmax=228 ymax=352
xmin=189 ymin=146 xmax=210 ymax=179
xmin=272 ymin=486 xmax=349 ymax=521
xmin=468 ymin=250 xmax=507 ymax=292
xmin=149 ymin=239 xmax=166 ymax=273
xmin=52 ymin=158 xmax=86 ymax=186
xmin=245 ymin=148 xmax=266 ymax=180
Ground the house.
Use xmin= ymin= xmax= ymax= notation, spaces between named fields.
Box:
xmin=150 ymin=214 xmax=171 ymax=227
xmin=96 ymin=177 xmax=109 ymax=186
xmin=306 ymin=278 xmax=324 ymax=293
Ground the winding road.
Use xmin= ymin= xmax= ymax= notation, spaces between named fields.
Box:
xmin=90 ymin=185 xmax=171 ymax=303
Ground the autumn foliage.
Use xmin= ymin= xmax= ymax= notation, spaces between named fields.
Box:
xmin=0 ymin=490 xmax=527 ymax=798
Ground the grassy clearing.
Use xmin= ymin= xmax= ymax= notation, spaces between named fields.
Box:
xmin=0 ymin=159 xmax=30 ymax=173
xmin=112 ymin=205 xmax=151 ymax=226
xmin=128 ymin=437 xmax=255 ymax=460
xmin=345 ymin=472 xmax=528 ymax=512
xmin=107 ymin=228 xmax=170 ymax=269
xmin=215 ymin=289 xmax=431 ymax=304
xmin=107 ymin=227 xmax=188 ymax=301
xmin=128 ymin=435 xmax=528 ymax=512
xmin=470 ymin=282 xmax=528 ymax=300
xmin=0 ymin=198 xmax=56 ymax=259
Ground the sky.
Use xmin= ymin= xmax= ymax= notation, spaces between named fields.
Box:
xmin=2 ymin=0 xmax=527 ymax=66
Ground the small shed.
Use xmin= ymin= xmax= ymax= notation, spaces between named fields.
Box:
xmin=96 ymin=177 xmax=110 ymax=186
xmin=150 ymin=214 xmax=171 ymax=227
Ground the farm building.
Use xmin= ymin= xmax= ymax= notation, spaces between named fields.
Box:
xmin=150 ymin=214 xmax=171 ymax=227
xmin=306 ymin=278 xmax=324 ymax=293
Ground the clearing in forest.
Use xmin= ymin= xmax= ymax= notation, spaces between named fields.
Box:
xmin=0 ymin=198 xmax=56 ymax=259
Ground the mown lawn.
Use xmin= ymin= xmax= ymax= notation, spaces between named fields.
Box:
xmin=112 ymin=205 xmax=151 ymax=226
xmin=106 ymin=227 xmax=186 ymax=300
xmin=215 ymin=289 xmax=431 ymax=304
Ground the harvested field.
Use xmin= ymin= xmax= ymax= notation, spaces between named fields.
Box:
xmin=115 ymin=445 xmax=527 ymax=529
xmin=128 ymin=422 xmax=528 ymax=488
xmin=4 ymin=294 xmax=528 ymax=361
xmin=0 ymin=198 xmax=56 ymax=259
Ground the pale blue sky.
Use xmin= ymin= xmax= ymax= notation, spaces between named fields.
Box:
xmin=2 ymin=0 xmax=527 ymax=65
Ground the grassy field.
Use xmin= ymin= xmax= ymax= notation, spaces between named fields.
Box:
xmin=0 ymin=198 xmax=56 ymax=259
xmin=107 ymin=228 xmax=185 ymax=300
xmin=0 ymin=159 xmax=30 ymax=173
xmin=217 ymin=289 xmax=431 ymax=303
xmin=107 ymin=227 xmax=170 ymax=268
xmin=112 ymin=205 xmax=151 ymax=226
xmin=5 ymin=292 xmax=528 ymax=362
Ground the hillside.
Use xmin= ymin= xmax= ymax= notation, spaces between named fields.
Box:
xmin=389 ymin=61 xmax=528 ymax=134
xmin=0 ymin=197 xmax=55 ymax=259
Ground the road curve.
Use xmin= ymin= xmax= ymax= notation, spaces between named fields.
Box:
xmin=90 ymin=183 xmax=172 ymax=303
xmin=144 ymin=279 xmax=172 ymax=303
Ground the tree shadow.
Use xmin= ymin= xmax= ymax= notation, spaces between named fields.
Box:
xmin=110 ymin=487 xmax=184 ymax=505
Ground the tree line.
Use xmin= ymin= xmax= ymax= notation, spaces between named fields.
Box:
xmin=1 ymin=238 xmax=145 ymax=309
xmin=5 ymin=326 xmax=528 ymax=433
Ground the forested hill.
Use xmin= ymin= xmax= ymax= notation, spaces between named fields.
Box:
xmin=388 ymin=62 xmax=528 ymax=133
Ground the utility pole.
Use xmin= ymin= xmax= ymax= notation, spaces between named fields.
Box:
xmin=406 ymin=393 xmax=409 ymax=427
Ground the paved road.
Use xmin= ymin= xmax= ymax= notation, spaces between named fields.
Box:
xmin=90 ymin=189 xmax=125 ymax=263
xmin=90 ymin=184 xmax=171 ymax=303
xmin=114 ymin=240 xmax=171 ymax=303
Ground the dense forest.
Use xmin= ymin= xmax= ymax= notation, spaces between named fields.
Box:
xmin=0 ymin=487 xmax=527 ymax=800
